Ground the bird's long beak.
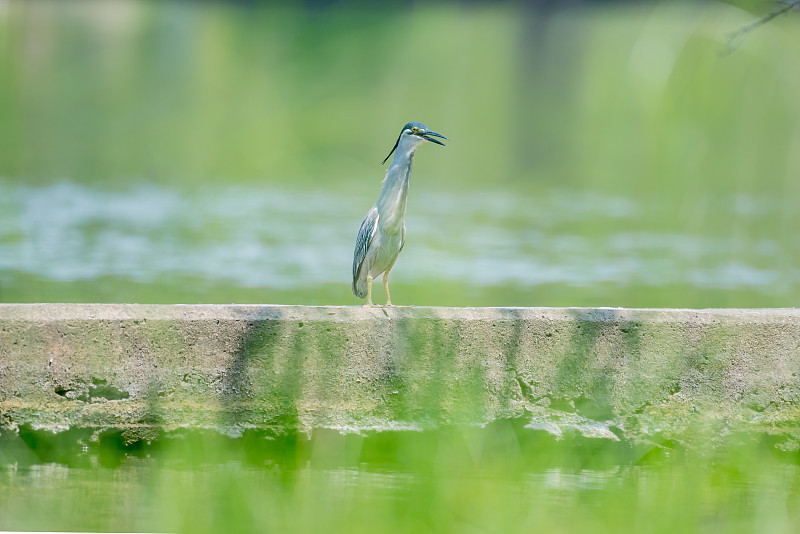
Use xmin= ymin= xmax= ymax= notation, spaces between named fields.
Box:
xmin=419 ymin=130 xmax=447 ymax=146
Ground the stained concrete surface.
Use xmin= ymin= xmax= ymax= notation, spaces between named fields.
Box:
xmin=1 ymin=304 xmax=799 ymax=446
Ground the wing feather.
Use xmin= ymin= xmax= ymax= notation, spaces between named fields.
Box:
xmin=352 ymin=207 xmax=379 ymax=293
xmin=398 ymin=223 xmax=406 ymax=255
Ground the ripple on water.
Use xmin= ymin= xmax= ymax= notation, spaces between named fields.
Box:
xmin=0 ymin=180 xmax=797 ymax=290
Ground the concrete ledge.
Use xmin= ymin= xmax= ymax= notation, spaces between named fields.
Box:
xmin=2 ymin=304 xmax=800 ymax=445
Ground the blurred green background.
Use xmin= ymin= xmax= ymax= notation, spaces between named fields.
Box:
xmin=3 ymin=1 xmax=800 ymax=532
xmin=1 ymin=0 xmax=798 ymax=307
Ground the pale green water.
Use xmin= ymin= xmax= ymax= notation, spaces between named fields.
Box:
xmin=2 ymin=1 xmax=800 ymax=532
xmin=2 ymin=427 xmax=800 ymax=533
xmin=1 ymin=181 xmax=797 ymax=307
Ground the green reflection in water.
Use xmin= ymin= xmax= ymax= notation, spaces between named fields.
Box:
xmin=1 ymin=425 xmax=800 ymax=533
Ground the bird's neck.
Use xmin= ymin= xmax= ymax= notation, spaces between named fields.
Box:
xmin=377 ymin=151 xmax=414 ymax=232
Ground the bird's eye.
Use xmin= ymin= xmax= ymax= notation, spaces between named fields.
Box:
xmin=411 ymin=127 xmax=419 ymax=133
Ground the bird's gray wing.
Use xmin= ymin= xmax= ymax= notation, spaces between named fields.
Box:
xmin=383 ymin=222 xmax=405 ymax=276
xmin=398 ymin=223 xmax=406 ymax=255
xmin=352 ymin=206 xmax=380 ymax=286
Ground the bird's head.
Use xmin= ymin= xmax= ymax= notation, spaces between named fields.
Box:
xmin=382 ymin=121 xmax=447 ymax=165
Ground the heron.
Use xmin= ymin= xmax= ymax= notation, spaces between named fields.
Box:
xmin=352 ymin=121 xmax=447 ymax=306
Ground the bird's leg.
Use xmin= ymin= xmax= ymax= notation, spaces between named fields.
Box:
xmin=382 ymin=270 xmax=411 ymax=308
xmin=383 ymin=272 xmax=392 ymax=306
xmin=365 ymin=275 xmax=374 ymax=306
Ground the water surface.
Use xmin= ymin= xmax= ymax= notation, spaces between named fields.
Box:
xmin=1 ymin=428 xmax=798 ymax=533
xmin=2 ymin=181 xmax=798 ymax=306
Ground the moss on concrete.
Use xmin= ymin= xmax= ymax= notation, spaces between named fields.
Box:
xmin=2 ymin=304 xmax=800 ymax=445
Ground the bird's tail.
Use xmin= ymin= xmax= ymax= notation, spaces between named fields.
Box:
xmin=352 ymin=275 xmax=368 ymax=299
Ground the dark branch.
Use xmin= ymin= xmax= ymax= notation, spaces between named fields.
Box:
xmin=721 ymin=0 xmax=800 ymax=56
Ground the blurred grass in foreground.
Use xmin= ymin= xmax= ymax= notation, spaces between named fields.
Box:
xmin=2 ymin=424 xmax=800 ymax=533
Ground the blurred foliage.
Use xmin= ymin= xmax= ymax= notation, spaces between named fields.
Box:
xmin=1 ymin=0 xmax=799 ymax=307
xmin=3 ymin=424 xmax=800 ymax=533
xmin=2 ymin=0 xmax=798 ymax=193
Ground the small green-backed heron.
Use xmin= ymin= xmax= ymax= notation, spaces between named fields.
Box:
xmin=352 ymin=121 xmax=447 ymax=306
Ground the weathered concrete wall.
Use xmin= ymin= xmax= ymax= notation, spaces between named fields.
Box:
xmin=1 ymin=304 xmax=800 ymax=445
